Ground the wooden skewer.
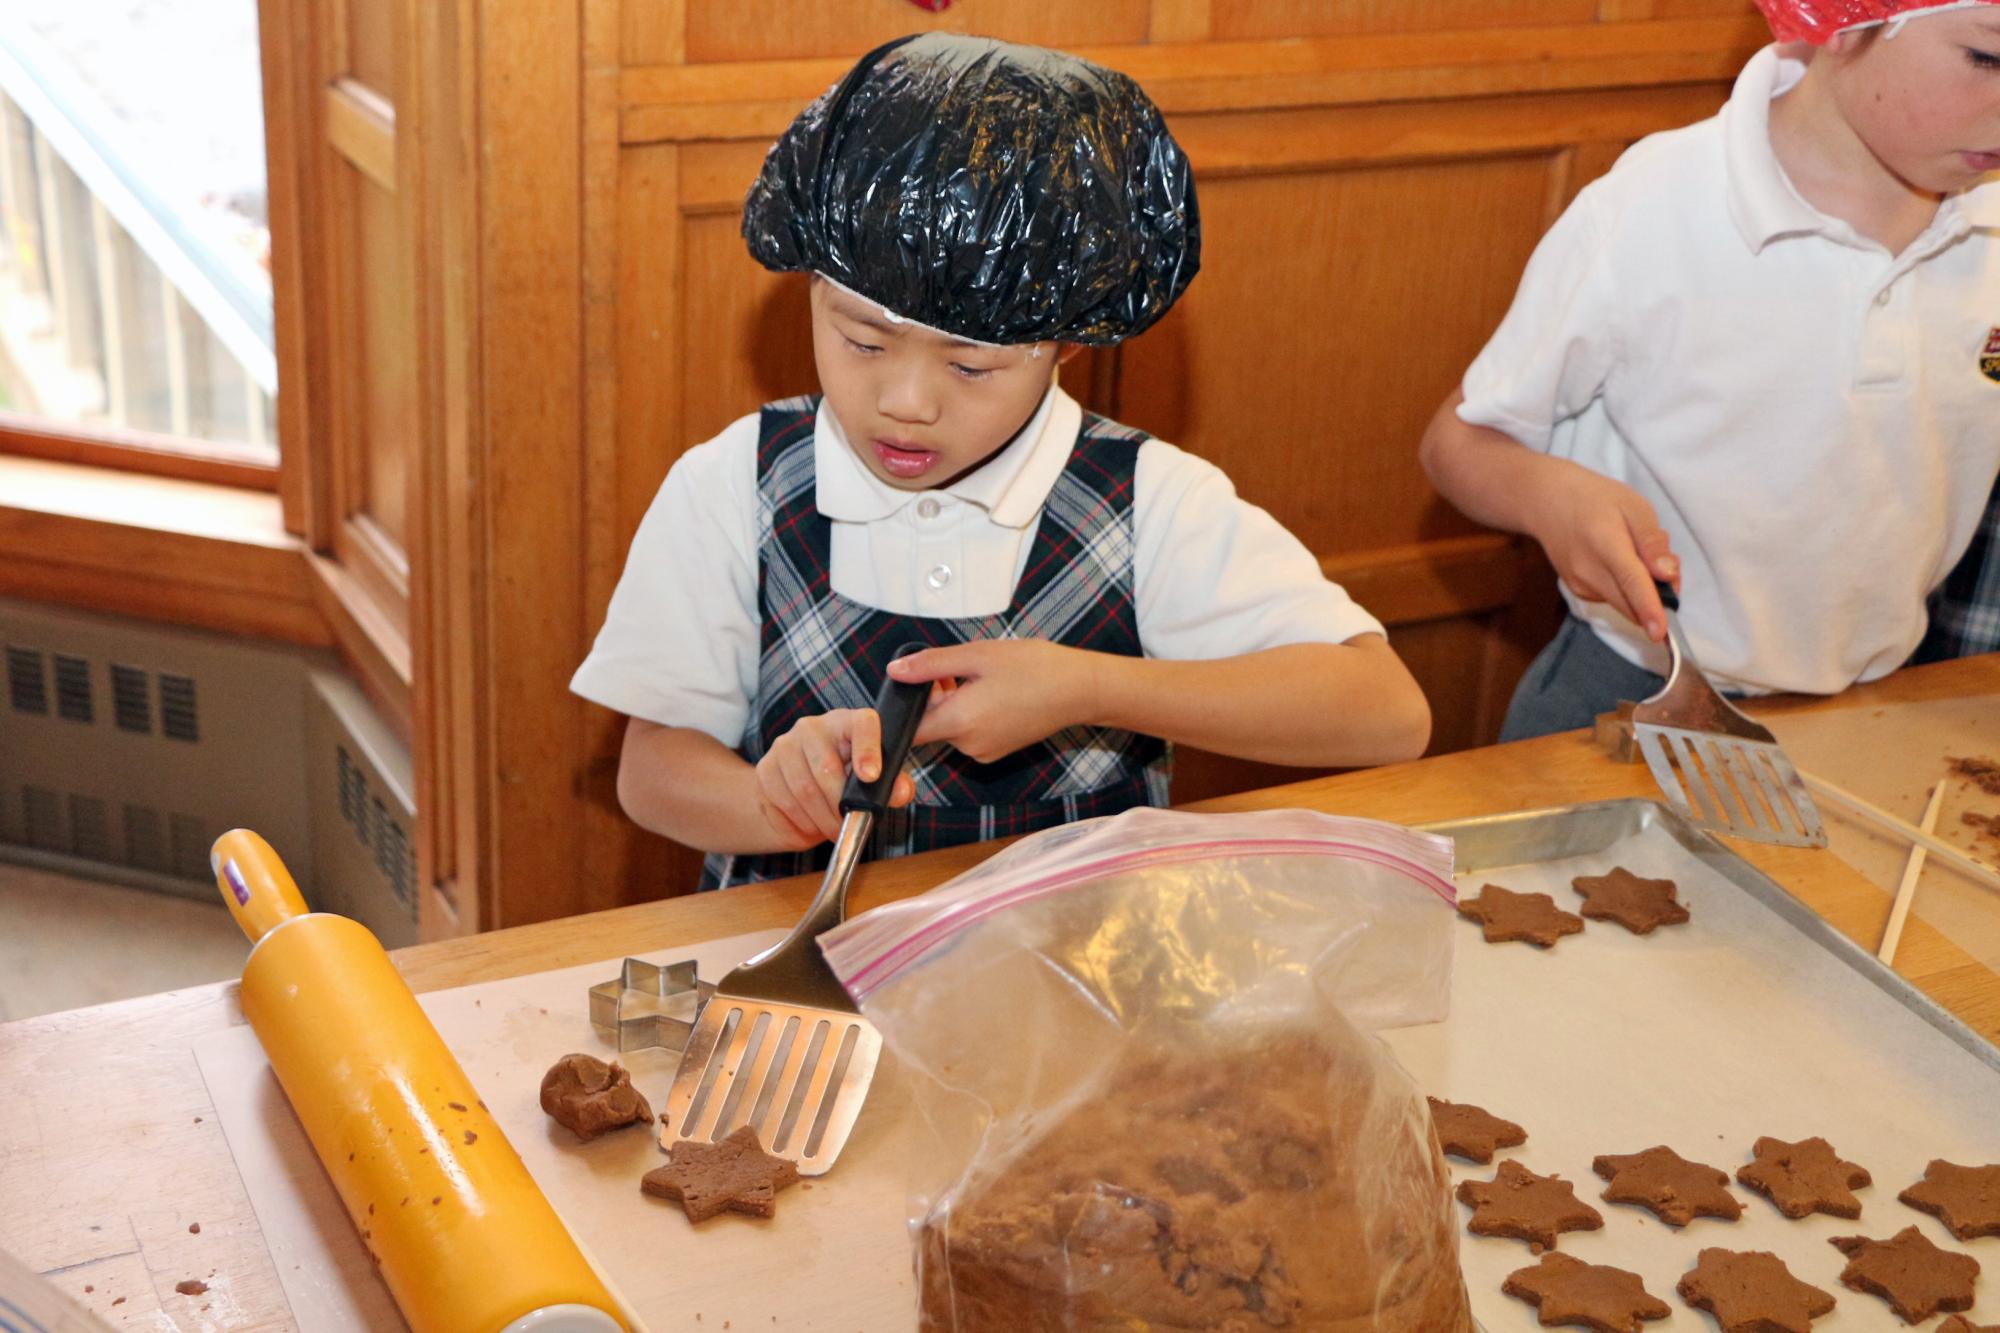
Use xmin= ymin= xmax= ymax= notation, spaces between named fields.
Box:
xmin=1877 ymin=781 xmax=1946 ymax=966
xmin=1802 ymin=772 xmax=2000 ymax=895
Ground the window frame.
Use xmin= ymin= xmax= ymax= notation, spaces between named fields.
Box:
xmin=0 ymin=410 xmax=278 ymax=491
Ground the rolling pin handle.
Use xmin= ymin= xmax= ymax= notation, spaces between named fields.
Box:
xmin=211 ymin=828 xmax=311 ymax=946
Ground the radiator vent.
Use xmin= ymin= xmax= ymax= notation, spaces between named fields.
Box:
xmin=1 ymin=601 xmax=322 ymax=904
xmin=68 ymin=793 xmax=109 ymax=861
xmin=169 ymin=812 xmax=209 ymax=881
xmin=4 ymin=648 xmax=207 ymax=740
xmin=7 ymin=787 xmax=216 ymax=881
xmin=7 ymin=646 xmax=47 ymax=714
xmin=23 ymin=785 xmax=62 ymax=851
xmin=334 ymin=745 xmax=416 ymax=912
xmin=53 ymin=654 xmax=93 ymax=723
xmin=111 ymin=664 xmax=152 ymax=733
xmin=337 ymin=744 xmax=367 ymax=829
xmin=160 ymin=672 xmax=199 ymax=742
xmin=123 ymin=801 xmax=167 ymax=872
xmin=371 ymin=796 xmax=414 ymax=909
xmin=3 ymin=649 xmax=201 ymax=738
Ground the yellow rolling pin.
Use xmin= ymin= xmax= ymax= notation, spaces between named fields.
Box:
xmin=212 ymin=829 xmax=633 ymax=1333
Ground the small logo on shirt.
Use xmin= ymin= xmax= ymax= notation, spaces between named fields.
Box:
xmin=1984 ymin=327 xmax=2000 ymax=384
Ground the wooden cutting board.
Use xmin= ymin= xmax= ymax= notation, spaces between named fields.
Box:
xmin=193 ymin=930 xmax=920 ymax=1333
xmin=1764 ymin=695 xmax=2000 ymax=974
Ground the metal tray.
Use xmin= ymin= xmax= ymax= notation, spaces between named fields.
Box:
xmin=1387 ymin=797 xmax=2000 ymax=1332
xmin=1424 ymin=797 xmax=2000 ymax=1075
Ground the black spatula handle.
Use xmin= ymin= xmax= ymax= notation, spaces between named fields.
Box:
xmin=840 ymin=642 xmax=932 ymax=816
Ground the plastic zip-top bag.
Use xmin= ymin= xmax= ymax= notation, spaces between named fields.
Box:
xmin=822 ymin=807 xmax=1475 ymax=1332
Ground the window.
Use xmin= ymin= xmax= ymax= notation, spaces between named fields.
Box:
xmin=0 ymin=1 xmax=276 ymax=486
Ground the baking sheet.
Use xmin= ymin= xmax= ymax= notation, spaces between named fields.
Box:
xmin=1388 ymin=799 xmax=2000 ymax=1330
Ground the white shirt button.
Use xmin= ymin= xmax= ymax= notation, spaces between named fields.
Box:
xmin=1874 ymin=288 xmax=1891 ymax=307
xmin=926 ymin=563 xmax=952 ymax=590
xmin=916 ymin=497 xmax=941 ymax=520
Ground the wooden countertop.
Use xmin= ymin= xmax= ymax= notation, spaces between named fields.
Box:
xmin=5 ymin=654 xmax=1997 ymax=1328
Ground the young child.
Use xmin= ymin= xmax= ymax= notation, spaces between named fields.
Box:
xmin=573 ymin=34 xmax=1429 ymax=889
xmin=1419 ymin=0 xmax=2000 ymax=740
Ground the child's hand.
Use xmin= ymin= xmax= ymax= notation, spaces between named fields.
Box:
xmin=754 ymin=709 xmax=917 ymax=847
xmin=1527 ymin=466 xmax=1681 ymax=641
xmin=889 ymin=639 xmax=1090 ymax=763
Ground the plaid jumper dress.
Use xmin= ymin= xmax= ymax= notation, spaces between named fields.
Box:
xmin=700 ymin=396 xmax=1171 ymax=890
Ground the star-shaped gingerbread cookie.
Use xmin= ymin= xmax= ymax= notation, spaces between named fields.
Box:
xmin=1594 ymin=1145 xmax=1743 ymax=1227
xmin=640 ymin=1125 xmax=800 ymax=1223
xmin=1677 ymin=1248 xmax=1836 ymax=1333
xmin=1900 ymin=1160 xmax=2000 ymax=1240
xmin=1736 ymin=1136 xmax=1871 ymax=1219
xmin=1570 ymin=867 xmax=1689 ymax=934
xmin=1457 ymin=1159 xmax=1604 ymax=1251
xmin=1428 ymin=1096 xmax=1528 ymax=1164
xmin=1503 ymin=1252 xmax=1670 ymax=1332
xmin=1458 ymin=883 xmax=1585 ymax=947
xmin=1938 ymin=1316 xmax=2000 ymax=1333
xmin=1829 ymin=1226 xmax=1981 ymax=1323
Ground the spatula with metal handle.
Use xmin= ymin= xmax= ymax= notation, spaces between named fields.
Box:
xmin=661 ymin=643 xmax=931 ymax=1176
xmin=1630 ymin=581 xmax=1827 ymax=848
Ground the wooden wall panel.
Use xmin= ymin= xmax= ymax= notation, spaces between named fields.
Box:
xmin=355 ymin=174 xmax=415 ymax=553
xmin=592 ymin=140 xmax=688 ymax=902
xmin=1115 ymin=154 xmax=1556 ymax=555
xmin=1213 ymin=0 xmax=1598 ymax=40
xmin=408 ymin=0 xmax=475 ymax=934
xmin=343 ymin=0 xmax=398 ymax=100
xmin=623 ymin=0 xmax=687 ymax=68
xmin=1602 ymin=0 xmax=1753 ymax=16
xmin=680 ymin=219 xmax=816 ymax=442
xmin=477 ymin=0 xmax=591 ymax=929
xmin=1390 ymin=617 xmax=1523 ymax=756
xmin=684 ymin=1 xmax=1153 ymax=65
xmin=612 ymin=143 xmax=684 ymax=578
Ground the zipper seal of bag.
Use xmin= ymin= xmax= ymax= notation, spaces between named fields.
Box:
xmin=840 ymin=833 xmax=1456 ymax=1001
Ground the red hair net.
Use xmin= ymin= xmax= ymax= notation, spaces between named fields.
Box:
xmin=1755 ymin=0 xmax=1998 ymax=43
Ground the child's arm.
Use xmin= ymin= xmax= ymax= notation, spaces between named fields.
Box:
xmin=617 ymin=714 xmax=918 ymax=853
xmin=1420 ymin=388 xmax=1679 ymax=641
xmin=889 ymin=635 xmax=1428 ymax=768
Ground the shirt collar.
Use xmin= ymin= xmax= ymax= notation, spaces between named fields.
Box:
xmin=1962 ymin=176 xmax=2000 ymax=231
xmin=813 ymin=385 xmax=1080 ymax=530
xmin=1726 ymin=44 xmax=2000 ymax=249
xmin=1725 ymin=45 xmax=1832 ymax=252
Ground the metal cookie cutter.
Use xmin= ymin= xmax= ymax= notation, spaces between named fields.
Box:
xmin=588 ymin=958 xmax=714 ymax=1054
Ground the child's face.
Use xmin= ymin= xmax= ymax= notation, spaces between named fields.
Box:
xmin=1826 ymin=10 xmax=2000 ymax=192
xmin=809 ymin=279 xmax=1072 ymax=491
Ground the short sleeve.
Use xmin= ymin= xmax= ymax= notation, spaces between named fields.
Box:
xmin=569 ymin=415 xmax=762 ymax=745
xmin=1133 ymin=440 xmax=1386 ymax=659
xmin=1456 ymin=186 xmax=1622 ymax=454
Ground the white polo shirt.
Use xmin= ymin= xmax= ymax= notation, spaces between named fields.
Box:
xmin=1459 ymin=44 xmax=2000 ymax=696
xmin=572 ymin=386 xmax=1385 ymax=745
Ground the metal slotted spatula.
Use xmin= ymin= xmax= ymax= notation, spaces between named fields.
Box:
xmin=661 ymin=644 xmax=930 ymax=1176
xmin=1630 ymin=581 xmax=1827 ymax=848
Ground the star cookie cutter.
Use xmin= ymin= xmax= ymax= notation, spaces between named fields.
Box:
xmin=588 ymin=958 xmax=714 ymax=1054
